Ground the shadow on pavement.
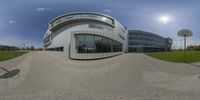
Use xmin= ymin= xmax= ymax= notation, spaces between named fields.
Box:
xmin=0 ymin=67 xmax=20 ymax=79
xmin=187 ymin=63 xmax=200 ymax=67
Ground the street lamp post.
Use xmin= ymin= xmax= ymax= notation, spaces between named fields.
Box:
xmin=178 ymin=29 xmax=193 ymax=63
xmin=184 ymin=35 xmax=186 ymax=62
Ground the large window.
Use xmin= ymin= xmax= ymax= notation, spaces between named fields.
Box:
xmin=75 ymin=35 xmax=85 ymax=53
xmin=94 ymin=36 xmax=102 ymax=53
xmin=85 ymin=35 xmax=96 ymax=53
xmin=75 ymin=34 xmax=122 ymax=53
xmin=46 ymin=47 xmax=64 ymax=51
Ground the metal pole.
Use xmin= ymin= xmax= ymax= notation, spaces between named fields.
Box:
xmin=184 ymin=36 xmax=186 ymax=63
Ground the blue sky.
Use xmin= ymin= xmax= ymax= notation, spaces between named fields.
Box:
xmin=0 ymin=0 xmax=200 ymax=48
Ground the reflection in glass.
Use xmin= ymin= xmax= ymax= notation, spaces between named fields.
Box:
xmin=75 ymin=35 xmax=85 ymax=53
xmin=75 ymin=34 xmax=122 ymax=53
xmin=85 ymin=35 xmax=96 ymax=53
xmin=94 ymin=36 xmax=102 ymax=53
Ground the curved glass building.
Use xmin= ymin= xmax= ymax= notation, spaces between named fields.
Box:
xmin=128 ymin=30 xmax=172 ymax=52
xmin=43 ymin=12 xmax=128 ymax=59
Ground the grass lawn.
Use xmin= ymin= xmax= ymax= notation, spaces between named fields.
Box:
xmin=0 ymin=51 xmax=27 ymax=62
xmin=145 ymin=51 xmax=200 ymax=63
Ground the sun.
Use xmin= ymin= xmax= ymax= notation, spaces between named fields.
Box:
xmin=159 ymin=16 xmax=170 ymax=24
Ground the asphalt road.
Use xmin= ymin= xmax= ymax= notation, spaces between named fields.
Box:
xmin=0 ymin=52 xmax=200 ymax=100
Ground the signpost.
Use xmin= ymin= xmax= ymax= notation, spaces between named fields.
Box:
xmin=178 ymin=29 xmax=193 ymax=63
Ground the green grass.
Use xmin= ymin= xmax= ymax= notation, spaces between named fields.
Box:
xmin=0 ymin=51 xmax=27 ymax=62
xmin=145 ymin=51 xmax=200 ymax=63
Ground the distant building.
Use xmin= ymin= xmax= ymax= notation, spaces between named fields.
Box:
xmin=43 ymin=12 xmax=128 ymax=59
xmin=128 ymin=30 xmax=173 ymax=52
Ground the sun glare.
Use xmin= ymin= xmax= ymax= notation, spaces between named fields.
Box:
xmin=159 ymin=16 xmax=170 ymax=24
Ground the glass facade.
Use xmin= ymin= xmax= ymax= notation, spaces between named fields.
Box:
xmin=128 ymin=30 xmax=172 ymax=52
xmin=128 ymin=30 xmax=166 ymax=48
xmin=46 ymin=47 xmax=64 ymax=51
xmin=75 ymin=34 xmax=122 ymax=53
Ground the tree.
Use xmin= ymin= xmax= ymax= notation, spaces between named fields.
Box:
xmin=30 ymin=45 xmax=35 ymax=50
xmin=39 ymin=48 xmax=43 ymax=51
xmin=187 ymin=45 xmax=200 ymax=51
xmin=26 ymin=46 xmax=30 ymax=50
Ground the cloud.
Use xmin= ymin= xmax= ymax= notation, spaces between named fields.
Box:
xmin=35 ymin=8 xmax=50 ymax=11
xmin=103 ymin=9 xmax=112 ymax=12
xmin=8 ymin=20 xmax=16 ymax=24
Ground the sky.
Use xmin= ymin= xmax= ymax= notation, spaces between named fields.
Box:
xmin=0 ymin=0 xmax=200 ymax=49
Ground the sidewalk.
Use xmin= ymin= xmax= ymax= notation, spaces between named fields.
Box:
xmin=191 ymin=62 xmax=200 ymax=67
xmin=0 ymin=53 xmax=30 ymax=75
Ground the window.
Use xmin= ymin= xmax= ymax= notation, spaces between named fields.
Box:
xmin=50 ymin=13 xmax=114 ymax=28
xmin=94 ymin=36 xmax=102 ymax=53
xmin=75 ymin=34 xmax=122 ymax=53
xmin=89 ymin=24 xmax=104 ymax=29
xmin=102 ymin=37 xmax=107 ymax=52
xmin=64 ymin=15 xmax=73 ymax=20
xmin=75 ymin=35 xmax=85 ymax=53
xmin=89 ymin=24 xmax=113 ymax=32
xmin=119 ymin=34 xmax=125 ymax=40
xmin=84 ymin=35 xmax=96 ymax=53
xmin=44 ymin=35 xmax=51 ymax=45
xmin=55 ymin=20 xmax=61 ymax=24
xmin=104 ymin=27 xmax=113 ymax=32
xmin=46 ymin=47 xmax=64 ymax=51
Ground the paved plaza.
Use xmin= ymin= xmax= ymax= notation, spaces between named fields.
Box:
xmin=0 ymin=52 xmax=200 ymax=100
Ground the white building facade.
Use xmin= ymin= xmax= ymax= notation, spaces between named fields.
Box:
xmin=43 ymin=12 xmax=128 ymax=59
